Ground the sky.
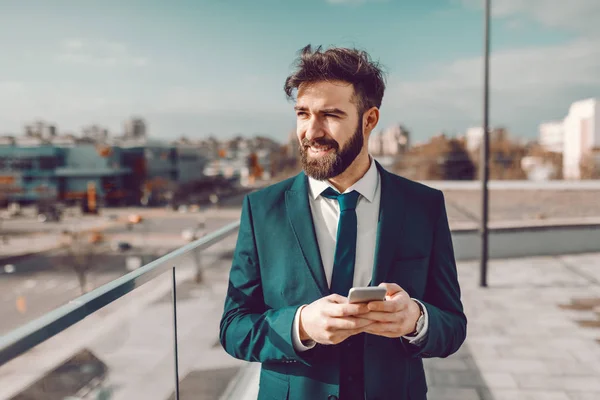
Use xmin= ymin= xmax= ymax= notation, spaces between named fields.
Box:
xmin=1 ymin=0 xmax=600 ymax=143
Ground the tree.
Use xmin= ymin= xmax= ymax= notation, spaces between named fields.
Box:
xmin=470 ymin=128 xmax=527 ymax=180
xmin=394 ymin=134 xmax=475 ymax=180
xmin=442 ymin=139 xmax=476 ymax=180
xmin=580 ymin=148 xmax=600 ymax=179
xmin=59 ymin=230 xmax=106 ymax=294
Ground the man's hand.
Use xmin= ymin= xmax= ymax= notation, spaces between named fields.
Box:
xmin=299 ymin=294 xmax=372 ymax=345
xmin=361 ymin=283 xmax=421 ymax=338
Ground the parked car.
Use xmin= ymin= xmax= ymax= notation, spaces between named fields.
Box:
xmin=111 ymin=241 xmax=132 ymax=252
xmin=37 ymin=209 xmax=61 ymax=223
xmin=37 ymin=203 xmax=62 ymax=223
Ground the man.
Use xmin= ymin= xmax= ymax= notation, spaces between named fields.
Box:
xmin=220 ymin=45 xmax=466 ymax=400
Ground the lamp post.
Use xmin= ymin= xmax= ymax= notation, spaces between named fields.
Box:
xmin=480 ymin=0 xmax=491 ymax=288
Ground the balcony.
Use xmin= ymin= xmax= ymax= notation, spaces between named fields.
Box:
xmin=1 ymin=183 xmax=600 ymax=399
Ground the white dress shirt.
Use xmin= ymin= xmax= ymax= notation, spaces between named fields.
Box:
xmin=292 ymin=157 xmax=429 ymax=351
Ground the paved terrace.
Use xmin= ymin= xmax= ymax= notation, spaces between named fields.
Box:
xmin=1 ymin=181 xmax=600 ymax=399
xmin=228 ymin=252 xmax=600 ymax=400
xmin=2 ymin=242 xmax=598 ymax=400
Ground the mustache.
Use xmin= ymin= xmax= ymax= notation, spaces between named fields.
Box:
xmin=301 ymin=137 xmax=339 ymax=150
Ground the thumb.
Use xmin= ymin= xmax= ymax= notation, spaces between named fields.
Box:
xmin=378 ymin=282 xmax=404 ymax=296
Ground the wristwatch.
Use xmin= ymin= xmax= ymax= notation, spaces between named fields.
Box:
xmin=406 ymin=301 xmax=425 ymax=337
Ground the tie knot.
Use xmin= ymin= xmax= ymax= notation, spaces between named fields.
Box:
xmin=321 ymin=188 xmax=360 ymax=211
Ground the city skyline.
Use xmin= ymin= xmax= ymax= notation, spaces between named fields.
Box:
xmin=1 ymin=0 xmax=600 ymax=142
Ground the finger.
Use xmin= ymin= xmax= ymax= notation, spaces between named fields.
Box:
xmin=388 ymin=290 xmax=410 ymax=303
xmin=326 ymin=316 xmax=374 ymax=330
xmin=326 ymin=294 xmax=348 ymax=304
xmin=362 ymin=322 xmax=402 ymax=336
xmin=378 ymin=282 xmax=403 ymax=296
xmin=341 ymin=327 xmax=368 ymax=340
xmin=360 ymin=311 xmax=399 ymax=322
xmin=333 ymin=325 xmax=371 ymax=343
xmin=325 ymin=303 xmax=370 ymax=317
xmin=367 ymin=299 xmax=405 ymax=312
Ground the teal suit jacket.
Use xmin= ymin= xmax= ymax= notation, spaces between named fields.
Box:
xmin=220 ymin=163 xmax=467 ymax=400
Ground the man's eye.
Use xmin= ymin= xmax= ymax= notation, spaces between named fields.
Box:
xmin=325 ymin=114 xmax=338 ymax=118
xmin=296 ymin=112 xmax=307 ymax=117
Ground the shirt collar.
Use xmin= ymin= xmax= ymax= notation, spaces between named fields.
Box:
xmin=308 ymin=157 xmax=379 ymax=202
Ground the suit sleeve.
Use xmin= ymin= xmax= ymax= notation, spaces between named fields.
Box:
xmin=219 ymin=195 xmax=311 ymax=364
xmin=402 ymin=190 xmax=467 ymax=358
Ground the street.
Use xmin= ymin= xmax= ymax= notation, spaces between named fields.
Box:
xmin=0 ymin=192 xmax=246 ymax=336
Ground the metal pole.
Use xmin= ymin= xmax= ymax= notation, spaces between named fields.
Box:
xmin=480 ymin=0 xmax=491 ymax=288
xmin=172 ymin=266 xmax=180 ymax=400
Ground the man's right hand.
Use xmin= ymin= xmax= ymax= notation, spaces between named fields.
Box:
xmin=299 ymin=294 xmax=373 ymax=345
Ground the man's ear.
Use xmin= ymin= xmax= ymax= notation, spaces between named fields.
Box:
xmin=363 ymin=107 xmax=380 ymax=135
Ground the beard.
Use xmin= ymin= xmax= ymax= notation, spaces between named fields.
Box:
xmin=299 ymin=123 xmax=364 ymax=180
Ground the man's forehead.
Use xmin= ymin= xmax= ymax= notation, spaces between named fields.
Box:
xmin=296 ymin=81 xmax=355 ymax=108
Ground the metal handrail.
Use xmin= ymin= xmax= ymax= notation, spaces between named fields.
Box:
xmin=0 ymin=220 xmax=240 ymax=366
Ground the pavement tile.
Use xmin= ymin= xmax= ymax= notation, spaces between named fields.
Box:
xmin=427 ymin=387 xmax=480 ymax=400
xmin=495 ymin=345 xmax=576 ymax=361
xmin=567 ymin=393 xmax=600 ymax=400
xmin=480 ymin=372 xmax=518 ymax=389
xmin=515 ymin=375 xmax=600 ymax=391
xmin=482 ymin=389 xmax=571 ymax=400
xmin=543 ymin=359 xmax=600 ymax=376
xmin=429 ymin=370 xmax=486 ymax=388
xmin=474 ymin=358 xmax=549 ymax=374
xmin=425 ymin=357 xmax=470 ymax=372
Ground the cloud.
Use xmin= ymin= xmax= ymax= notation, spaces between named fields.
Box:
xmin=383 ymin=37 xmax=600 ymax=136
xmin=459 ymin=0 xmax=600 ymax=34
xmin=376 ymin=0 xmax=600 ymax=138
xmin=56 ymin=39 xmax=149 ymax=67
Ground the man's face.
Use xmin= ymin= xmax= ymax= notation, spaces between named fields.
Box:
xmin=295 ymin=80 xmax=364 ymax=180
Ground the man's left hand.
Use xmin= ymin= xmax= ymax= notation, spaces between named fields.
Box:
xmin=360 ymin=283 xmax=421 ymax=338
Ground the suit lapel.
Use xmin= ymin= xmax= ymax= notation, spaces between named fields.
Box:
xmin=371 ymin=163 xmax=408 ymax=286
xmin=286 ymin=173 xmax=329 ymax=296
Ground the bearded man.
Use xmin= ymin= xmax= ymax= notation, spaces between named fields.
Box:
xmin=220 ymin=45 xmax=466 ymax=400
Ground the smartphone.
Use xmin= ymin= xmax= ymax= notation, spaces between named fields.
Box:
xmin=347 ymin=287 xmax=387 ymax=304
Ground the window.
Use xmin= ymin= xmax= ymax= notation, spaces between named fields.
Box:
xmin=38 ymin=156 xmax=58 ymax=170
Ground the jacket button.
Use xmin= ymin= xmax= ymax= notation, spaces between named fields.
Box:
xmin=327 ymin=396 xmax=338 ymax=400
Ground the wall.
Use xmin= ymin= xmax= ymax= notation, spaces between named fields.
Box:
xmin=452 ymin=224 xmax=600 ymax=261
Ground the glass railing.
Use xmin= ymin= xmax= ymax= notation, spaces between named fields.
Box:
xmin=0 ymin=220 xmax=240 ymax=400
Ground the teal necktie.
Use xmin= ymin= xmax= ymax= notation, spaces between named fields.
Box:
xmin=321 ymin=188 xmax=361 ymax=296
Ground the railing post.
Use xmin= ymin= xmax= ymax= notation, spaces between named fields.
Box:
xmin=171 ymin=266 xmax=180 ymax=400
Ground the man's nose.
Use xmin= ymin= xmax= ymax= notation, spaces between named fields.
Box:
xmin=304 ymin=117 xmax=325 ymax=142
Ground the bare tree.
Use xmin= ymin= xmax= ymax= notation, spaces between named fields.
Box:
xmin=59 ymin=230 xmax=105 ymax=295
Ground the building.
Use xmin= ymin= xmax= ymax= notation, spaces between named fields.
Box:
xmin=465 ymin=126 xmax=508 ymax=153
xmin=368 ymin=130 xmax=383 ymax=155
xmin=0 ymin=140 xmax=208 ymax=206
xmin=82 ymin=124 xmax=109 ymax=142
xmin=382 ymin=125 xmax=409 ymax=155
xmin=123 ymin=118 xmax=147 ymax=140
xmin=0 ymin=146 xmax=61 ymax=205
xmin=176 ymin=145 xmax=209 ymax=184
xmin=55 ymin=145 xmax=135 ymax=206
xmin=563 ymin=98 xmax=600 ymax=179
xmin=369 ymin=125 xmax=410 ymax=156
xmin=521 ymin=156 xmax=560 ymax=181
xmin=23 ymin=120 xmax=57 ymax=140
xmin=465 ymin=127 xmax=485 ymax=153
xmin=539 ymin=121 xmax=564 ymax=154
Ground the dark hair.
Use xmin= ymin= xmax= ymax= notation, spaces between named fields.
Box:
xmin=284 ymin=44 xmax=387 ymax=115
